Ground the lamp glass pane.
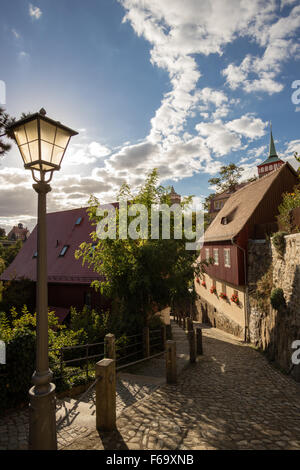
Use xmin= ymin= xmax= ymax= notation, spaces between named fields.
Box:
xmin=25 ymin=120 xmax=38 ymax=142
xmin=40 ymin=140 xmax=54 ymax=163
xmin=40 ymin=120 xmax=56 ymax=144
xmin=14 ymin=126 xmax=27 ymax=146
xmin=55 ymin=128 xmax=70 ymax=149
xmin=30 ymin=162 xmax=53 ymax=171
xmin=29 ymin=141 xmax=39 ymax=161
xmin=19 ymin=144 xmax=31 ymax=164
xmin=51 ymin=146 xmax=64 ymax=166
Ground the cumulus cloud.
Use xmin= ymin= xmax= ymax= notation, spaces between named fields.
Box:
xmin=65 ymin=141 xmax=111 ymax=166
xmin=226 ymin=115 xmax=267 ymax=139
xmin=222 ymin=5 xmax=300 ymax=94
xmin=29 ymin=4 xmax=42 ymax=20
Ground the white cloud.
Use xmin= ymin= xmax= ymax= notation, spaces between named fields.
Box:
xmin=226 ymin=115 xmax=267 ymax=139
xmin=65 ymin=141 xmax=111 ymax=166
xmin=195 ymin=121 xmax=241 ymax=156
xmin=222 ymin=5 xmax=300 ymax=94
xmin=18 ymin=51 xmax=30 ymax=61
xmin=12 ymin=29 xmax=20 ymax=39
xmin=29 ymin=4 xmax=42 ymax=20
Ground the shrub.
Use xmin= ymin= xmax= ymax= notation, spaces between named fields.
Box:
xmin=272 ymin=231 xmax=287 ymax=258
xmin=277 ymin=186 xmax=300 ymax=233
xmin=270 ymin=288 xmax=286 ymax=310
xmin=0 ymin=329 xmax=36 ymax=413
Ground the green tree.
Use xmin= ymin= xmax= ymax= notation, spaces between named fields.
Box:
xmin=0 ymin=107 xmax=13 ymax=157
xmin=208 ymin=163 xmax=244 ymax=193
xmin=76 ymin=169 xmax=208 ymax=331
xmin=0 ymin=228 xmax=6 ymax=238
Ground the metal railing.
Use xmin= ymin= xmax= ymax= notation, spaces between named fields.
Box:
xmin=50 ymin=327 xmax=166 ymax=384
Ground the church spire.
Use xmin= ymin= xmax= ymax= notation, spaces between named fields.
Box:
xmin=269 ymin=123 xmax=277 ymax=158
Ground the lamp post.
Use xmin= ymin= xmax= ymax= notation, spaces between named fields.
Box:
xmin=7 ymin=109 xmax=78 ymax=450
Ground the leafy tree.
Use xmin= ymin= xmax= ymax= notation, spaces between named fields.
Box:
xmin=76 ymin=169 xmax=209 ymax=331
xmin=0 ymin=107 xmax=14 ymax=157
xmin=0 ymin=228 xmax=6 ymax=238
xmin=208 ymin=163 xmax=244 ymax=193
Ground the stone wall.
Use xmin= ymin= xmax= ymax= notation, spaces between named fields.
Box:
xmin=195 ymin=297 xmax=244 ymax=339
xmin=248 ymin=235 xmax=300 ymax=381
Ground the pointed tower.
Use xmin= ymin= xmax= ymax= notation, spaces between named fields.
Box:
xmin=257 ymin=125 xmax=284 ymax=178
xmin=169 ymin=186 xmax=181 ymax=204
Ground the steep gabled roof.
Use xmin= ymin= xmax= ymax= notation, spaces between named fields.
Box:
xmin=204 ymin=162 xmax=297 ymax=243
xmin=0 ymin=206 xmax=112 ymax=283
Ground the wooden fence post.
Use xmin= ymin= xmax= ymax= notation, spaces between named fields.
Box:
xmin=161 ymin=325 xmax=166 ymax=350
xmin=105 ymin=333 xmax=116 ymax=360
xmin=196 ymin=328 xmax=203 ymax=355
xmin=95 ymin=358 xmax=116 ymax=432
xmin=187 ymin=318 xmax=194 ymax=332
xmin=188 ymin=331 xmax=196 ymax=364
xmin=166 ymin=340 xmax=177 ymax=384
xmin=143 ymin=326 xmax=150 ymax=357
xmin=166 ymin=324 xmax=172 ymax=340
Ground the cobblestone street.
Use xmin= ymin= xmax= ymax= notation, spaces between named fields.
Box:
xmin=64 ymin=323 xmax=300 ymax=450
xmin=1 ymin=321 xmax=300 ymax=450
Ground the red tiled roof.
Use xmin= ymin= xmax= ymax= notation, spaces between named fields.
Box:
xmin=0 ymin=206 xmax=115 ymax=284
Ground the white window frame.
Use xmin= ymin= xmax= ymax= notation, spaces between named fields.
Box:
xmin=205 ymin=248 xmax=210 ymax=261
xmin=213 ymin=248 xmax=219 ymax=266
xmin=224 ymin=248 xmax=231 ymax=268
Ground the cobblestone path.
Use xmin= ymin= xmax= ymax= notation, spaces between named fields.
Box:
xmin=64 ymin=324 xmax=300 ymax=450
xmin=0 ymin=321 xmax=189 ymax=450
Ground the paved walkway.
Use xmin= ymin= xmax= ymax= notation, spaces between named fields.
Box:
xmin=0 ymin=321 xmax=189 ymax=450
xmin=64 ymin=323 xmax=300 ymax=450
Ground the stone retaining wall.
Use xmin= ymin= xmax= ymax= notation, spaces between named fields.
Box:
xmin=248 ymin=235 xmax=300 ymax=381
xmin=195 ymin=297 xmax=244 ymax=339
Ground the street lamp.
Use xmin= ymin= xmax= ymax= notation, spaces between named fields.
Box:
xmin=7 ymin=109 xmax=78 ymax=450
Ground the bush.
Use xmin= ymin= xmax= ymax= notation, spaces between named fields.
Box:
xmin=0 ymin=329 xmax=36 ymax=413
xmin=270 ymin=288 xmax=286 ymax=310
xmin=0 ymin=278 xmax=35 ymax=313
xmin=277 ymin=186 xmax=300 ymax=233
xmin=272 ymin=231 xmax=288 ymax=258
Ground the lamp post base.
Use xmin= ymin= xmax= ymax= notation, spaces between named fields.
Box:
xmin=28 ymin=383 xmax=57 ymax=450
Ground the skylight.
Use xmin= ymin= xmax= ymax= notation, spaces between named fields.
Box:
xmin=59 ymin=245 xmax=69 ymax=257
xmin=75 ymin=217 xmax=82 ymax=226
xmin=33 ymin=251 xmax=38 ymax=258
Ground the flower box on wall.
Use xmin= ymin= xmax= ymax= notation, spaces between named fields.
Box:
xmin=201 ymin=281 xmax=206 ymax=287
xmin=220 ymin=292 xmax=227 ymax=300
xmin=210 ymin=287 xmax=217 ymax=294
xmin=231 ymin=294 xmax=239 ymax=305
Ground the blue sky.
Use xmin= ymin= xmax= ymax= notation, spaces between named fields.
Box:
xmin=0 ymin=0 xmax=300 ymax=231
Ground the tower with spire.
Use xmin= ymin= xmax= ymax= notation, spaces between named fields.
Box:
xmin=169 ymin=186 xmax=181 ymax=204
xmin=257 ymin=125 xmax=284 ymax=178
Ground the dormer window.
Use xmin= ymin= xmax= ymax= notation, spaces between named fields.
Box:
xmin=59 ymin=245 xmax=69 ymax=257
xmin=221 ymin=217 xmax=228 ymax=225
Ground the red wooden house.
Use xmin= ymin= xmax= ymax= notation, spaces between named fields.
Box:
xmin=0 ymin=207 xmax=111 ymax=322
xmin=196 ymin=152 xmax=298 ymax=339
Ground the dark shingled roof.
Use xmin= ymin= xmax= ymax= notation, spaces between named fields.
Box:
xmin=204 ymin=162 xmax=297 ymax=243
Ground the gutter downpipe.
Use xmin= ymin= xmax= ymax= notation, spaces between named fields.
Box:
xmin=231 ymin=236 xmax=249 ymax=343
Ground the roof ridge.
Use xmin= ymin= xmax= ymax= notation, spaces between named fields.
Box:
xmin=234 ymin=163 xmax=286 ymax=195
